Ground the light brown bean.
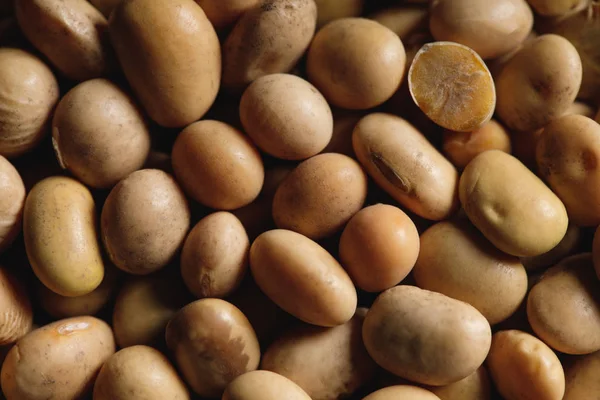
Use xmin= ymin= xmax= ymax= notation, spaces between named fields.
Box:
xmin=353 ymin=113 xmax=459 ymax=220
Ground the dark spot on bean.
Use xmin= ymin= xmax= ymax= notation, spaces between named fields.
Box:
xmin=581 ymin=149 xmax=597 ymax=171
xmin=261 ymin=1 xmax=276 ymax=11
xmin=370 ymin=152 xmax=412 ymax=194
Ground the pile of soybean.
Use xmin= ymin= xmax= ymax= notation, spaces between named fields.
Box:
xmin=1 ymin=0 xmax=600 ymax=399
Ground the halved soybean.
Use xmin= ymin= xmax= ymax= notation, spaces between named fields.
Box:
xmin=408 ymin=41 xmax=496 ymax=132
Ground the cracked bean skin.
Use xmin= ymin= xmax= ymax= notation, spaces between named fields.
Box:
xmin=352 ymin=113 xmax=459 ymax=221
xmin=408 ymin=41 xmax=496 ymax=132
xmin=0 ymin=316 xmax=115 ymax=400
xmin=459 ymin=150 xmax=568 ymax=257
